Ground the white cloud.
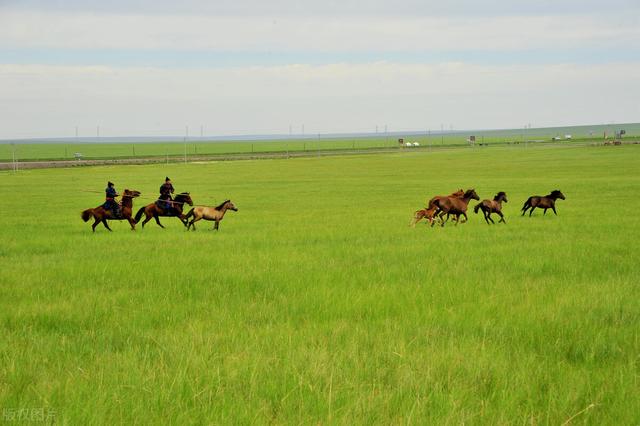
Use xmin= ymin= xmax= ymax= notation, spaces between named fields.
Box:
xmin=0 ymin=11 xmax=639 ymax=52
xmin=1 ymin=62 xmax=638 ymax=138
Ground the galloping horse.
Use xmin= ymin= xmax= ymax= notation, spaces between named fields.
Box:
xmin=81 ymin=189 xmax=141 ymax=232
xmin=185 ymin=200 xmax=238 ymax=231
xmin=474 ymin=191 xmax=508 ymax=224
xmin=433 ymin=189 xmax=480 ymax=226
xmin=521 ymin=190 xmax=565 ymax=216
xmin=134 ymin=192 xmax=193 ymax=228
xmin=410 ymin=189 xmax=464 ymax=227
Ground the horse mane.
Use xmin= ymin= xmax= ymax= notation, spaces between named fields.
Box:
xmin=464 ymin=189 xmax=475 ymax=197
xmin=549 ymin=190 xmax=562 ymax=197
xmin=493 ymin=191 xmax=506 ymax=201
xmin=175 ymin=192 xmax=190 ymax=199
xmin=215 ymin=199 xmax=230 ymax=210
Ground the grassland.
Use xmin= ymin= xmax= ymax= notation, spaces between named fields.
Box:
xmin=2 ymin=122 xmax=639 ymax=162
xmin=1 ymin=143 xmax=639 ymax=424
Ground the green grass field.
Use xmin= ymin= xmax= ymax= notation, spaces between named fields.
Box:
xmin=2 ymin=122 xmax=639 ymax=162
xmin=1 ymin=144 xmax=639 ymax=424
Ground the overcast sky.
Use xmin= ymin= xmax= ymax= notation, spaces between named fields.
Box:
xmin=1 ymin=0 xmax=639 ymax=139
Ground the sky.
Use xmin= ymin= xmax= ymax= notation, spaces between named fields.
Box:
xmin=1 ymin=0 xmax=639 ymax=139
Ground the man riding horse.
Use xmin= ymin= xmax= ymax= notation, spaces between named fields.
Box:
xmin=158 ymin=177 xmax=176 ymax=215
xmin=103 ymin=181 xmax=121 ymax=217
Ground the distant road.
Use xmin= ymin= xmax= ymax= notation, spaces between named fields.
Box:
xmin=0 ymin=146 xmax=407 ymax=170
xmin=1 ymin=140 xmax=633 ymax=170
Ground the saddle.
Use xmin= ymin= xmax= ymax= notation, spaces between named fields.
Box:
xmin=155 ymin=200 xmax=174 ymax=215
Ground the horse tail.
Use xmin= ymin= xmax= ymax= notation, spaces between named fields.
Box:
xmin=81 ymin=208 xmax=93 ymax=222
xmin=474 ymin=203 xmax=481 ymax=214
xmin=134 ymin=206 xmax=146 ymax=223
xmin=521 ymin=197 xmax=532 ymax=212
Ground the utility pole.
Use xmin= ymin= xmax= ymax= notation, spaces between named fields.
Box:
xmin=11 ymin=143 xmax=17 ymax=172
xmin=184 ymin=126 xmax=188 ymax=164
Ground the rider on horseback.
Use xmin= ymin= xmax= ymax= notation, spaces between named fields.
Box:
xmin=158 ymin=177 xmax=175 ymax=215
xmin=103 ymin=181 xmax=121 ymax=217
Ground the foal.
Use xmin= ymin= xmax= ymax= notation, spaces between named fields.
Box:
xmin=474 ymin=191 xmax=508 ymax=224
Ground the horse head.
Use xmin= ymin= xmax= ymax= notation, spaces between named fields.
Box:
xmin=122 ymin=189 xmax=141 ymax=198
xmin=495 ymin=191 xmax=508 ymax=203
xmin=176 ymin=192 xmax=194 ymax=206
xmin=551 ymin=190 xmax=565 ymax=200
xmin=214 ymin=199 xmax=238 ymax=212
xmin=226 ymin=200 xmax=238 ymax=212
xmin=465 ymin=189 xmax=480 ymax=201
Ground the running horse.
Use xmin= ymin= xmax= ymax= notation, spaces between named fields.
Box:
xmin=432 ymin=189 xmax=480 ymax=226
xmin=185 ymin=200 xmax=238 ymax=231
xmin=134 ymin=192 xmax=194 ymax=228
xmin=474 ymin=191 xmax=508 ymax=224
xmin=81 ymin=189 xmax=142 ymax=232
xmin=410 ymin=189 xmax=464 ymax=227
xmin=521 ymin=190 xmax=565 ymax=216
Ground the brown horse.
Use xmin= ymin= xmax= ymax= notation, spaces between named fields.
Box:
xmin=521 ymin=190 xmax=565 ymax=216
xmin=134 ymin=192 xmax=194 ymax=228
xmin=433 ymin=189 xmax=480 ymax=226
xmin=474 ymin=191 xmax=508 ymax=224
xmin=185 ymin=200 xmax=238 ymax=231
xmin=410 ymin=189 xmax=465 ymax=227
xmin=81 ymin=189 xmax=141 ymax=232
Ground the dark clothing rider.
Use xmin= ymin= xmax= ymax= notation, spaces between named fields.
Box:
xmin=103 ymin=181 xmax=120 ymax=217
xmin=159 ymin=177 xmax=175 ymax=214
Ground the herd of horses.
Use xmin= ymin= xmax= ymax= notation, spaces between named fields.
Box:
xmin=81 ymin=191 xmax=238 ymax=232
xmin=411 ymin=189 xmax=566 ymax=227
xmin=80 ymin=187 xmax=565 ymax=232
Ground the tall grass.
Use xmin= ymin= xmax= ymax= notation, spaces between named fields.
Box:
xmin=0 ymin=144 xmax=639 ymax=424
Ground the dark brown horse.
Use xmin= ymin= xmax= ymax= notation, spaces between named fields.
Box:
xmin=433 ymin=189 xmax=480 ymax=226
xmin=521 ymin=190 xmax=565 ymax=216
xmin=474 ymin=191 xmax=508 ymax=224
xmin=410 ymin=189 xmax=465 ymax=227
xmin=134 ymin=192 xmax=194 ymax=228
xmin=81 ymin=189 xmax=141 ymax=232
xmin=185 ymin=200 xmax=238 ymax=231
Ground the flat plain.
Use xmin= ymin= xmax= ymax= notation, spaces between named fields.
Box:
xmin=1 ymin=143 xmax=639 ymax=424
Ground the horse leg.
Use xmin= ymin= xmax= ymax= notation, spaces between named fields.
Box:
xmin=454 ymin=214 xmax=461 ymax=226
xmin=102 ymin=220 xmax=112 ymax=231
xmin=440 ymin=213 xmax=450 ymax=227
xmin=141 ymin=213 xmax=153 ymax=228
xmin=154 ymin=215 xmax=165 ymax=229
xmin=529 ymin=206 xmax=535 ymax=216
xmin=91 ymin=217 xmax=100 ymax=232
xmin=482 ymin=209 xmax=490 ymax=225
xmin=543 ymin=208 xmax=548 ymax=215
xmin=189 ymin=217 xmax=201 ymax=231
xmin=461 ymin=212 xmax=468 ymax=224
xmin=214 ymin=220 xmax=219 ymax=231
xmin=552 ymin=206 xmax=558 ymax=215
xmin=497 ymin=211 xmax=506 ymax=223
xmin=486 ymin=212 xmax=494 ymax=224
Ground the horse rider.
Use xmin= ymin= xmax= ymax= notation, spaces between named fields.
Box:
xmin=159 ymin=176 xmax=175 ymax=214
xmin=104 ymin=181 xmax=120 ymax=217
